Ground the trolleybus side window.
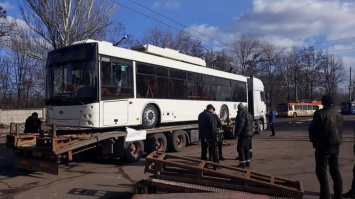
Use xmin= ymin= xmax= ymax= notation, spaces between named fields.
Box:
xmin=101 ymin=57 xmax=133 ymax=100
xmin=136 ymin=62 xmax=246 ymax=102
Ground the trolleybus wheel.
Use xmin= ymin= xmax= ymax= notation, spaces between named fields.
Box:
xmin=220 ymin=105 xmax=229 ymax=121
xmin=124 ymin=140 xmax=144 ymax=163
xmin=293 ymin=112 xmax=297 ymax=118
xmin=142 ymin=104 xmax=158 ymax=129
xmin=167 ymin=130 xmax=186 ymax=152
xmin=145 ymin=133 xmax=167 ymax=155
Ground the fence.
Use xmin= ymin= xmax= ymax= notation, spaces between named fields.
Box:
xmin=0 ymin=109 xmax=45 ymax=125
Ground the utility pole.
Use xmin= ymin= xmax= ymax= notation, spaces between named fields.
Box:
xmin=295 ymin=67 xmax=298 ymax=102
xmin=349 ymin=67 xmax=352 ymax=101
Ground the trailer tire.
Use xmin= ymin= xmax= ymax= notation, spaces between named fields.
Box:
xmin=124 ymin=140 xmax=144 ymax=163
xmin=142 ymin=104 xmax=158 ymax=129
xmin=167 ymin=130 xmax=186 ymax=152
xmin=145 ymin=133 xmax=167 ymax=155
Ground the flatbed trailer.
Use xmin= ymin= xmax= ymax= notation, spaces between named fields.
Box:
xmin=6 ymin=122 xmax=234 ymax=175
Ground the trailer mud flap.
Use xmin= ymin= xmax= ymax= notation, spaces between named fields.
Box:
xmin=14 ymin=157 xmax=59 ymax=175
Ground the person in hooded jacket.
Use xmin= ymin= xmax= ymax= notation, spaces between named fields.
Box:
xmin=234 ymin=103 xmax=254 ymax=169
xmin=309 ymin=94 xmax=343 ymax=199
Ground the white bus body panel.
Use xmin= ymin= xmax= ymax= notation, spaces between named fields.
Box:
xmin=102 ymin=100 xmax=128 ymax=126
xmin=101 ymin=99 xmax=240 ymax=128
xmin=45 ymin=103 xmax=100 ymax=127
xmin=46 ymin=100 xmax=242 ymax=128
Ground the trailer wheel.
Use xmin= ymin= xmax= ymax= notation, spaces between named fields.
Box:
xmin=145 ymin=133 xmax=167 ymax=155
xmin=124 ymin=140 xmax=144 ymax=163
xmin=220 ymin=105 xmax=229 ymax=121
xmin=168 ymin=130 xmax=186 ymax=152
xmin=142 ymin=104 xmax=158 ymax=129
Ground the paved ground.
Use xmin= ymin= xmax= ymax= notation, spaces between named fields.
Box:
xmin=0 ymin=116 xmax=354 ymax=199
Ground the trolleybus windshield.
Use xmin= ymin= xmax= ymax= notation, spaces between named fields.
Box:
xmin=45 ymin=43 xmax=99 ymax=105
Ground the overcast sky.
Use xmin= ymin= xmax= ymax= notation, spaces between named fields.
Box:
xmin=2 ymin=0 xmax=355 ymax=87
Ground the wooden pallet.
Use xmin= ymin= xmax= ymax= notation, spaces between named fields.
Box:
xmin=144 ymin=151 xmax=304 ymax=198
xmin=6 ymin=134 xmax=38 ymax=148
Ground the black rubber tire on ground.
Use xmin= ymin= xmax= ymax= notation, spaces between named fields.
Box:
xmin=142 ymin=104 xmax=158 ymax=129
xmin=220 ymin=105 xmax=229 ymax=121
xmin=167 ymin=130 xmax=186 ymax=152
xmin=293 ymin=112 xmax=297 ymax=118
xmin=124 ymin=140 xmax=144 ymax=163
xmin=145 ymin=133 xmax=167 ymax=155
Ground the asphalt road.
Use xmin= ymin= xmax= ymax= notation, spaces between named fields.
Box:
xmin=0 ymin=116 xmax=354 ymax=199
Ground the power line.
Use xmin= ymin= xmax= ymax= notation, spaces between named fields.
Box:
xmin=110 ymin=0 xmax=226 ymax=49
xmin=126 ymin=0 xmax=232 ymax=48
xmin=113 ymin=0 xmax=355 ymax=53
xmin=123 ymin=0 xmax=355 ymax=53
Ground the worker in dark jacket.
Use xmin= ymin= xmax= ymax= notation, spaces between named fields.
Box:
xmin=234 ymin=103 xmax=254 ymax=169
xmin=309 ymin=94 xmax=343 ymax=199
xmin=209 ymin=114 xmax=225 ymax=161
xmin=343 ymin=143 xmax=355 ymax=198
xmin=24 ymin=112 xmax=42 ymax=134
xmin=198 ymin=104 xmax=218 ymax=161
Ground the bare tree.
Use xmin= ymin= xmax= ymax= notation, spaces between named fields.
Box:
xmin=0 ymin=57 xmax=13 ymax=108
xmin=0 ymin=6 xmax=16 ymax=47
xmin=320 ymin=54 xmax=345 ymax=95
xmin=204 ymin=49 xmax=233 ymax=71
xmin=255 ymin=42 xmax=286 ymax=108
xmin=231 ymin=35 xmax=264 ymax=76
xmin=295 ymin=47 xmax=324 ymax=101
xmin=134 ymin=26 xmax=205 ymax=57
xmin=7 ymin=28 xmax=46 ymax=108
xmin=19 ymin=0 xmax=121 ymax=50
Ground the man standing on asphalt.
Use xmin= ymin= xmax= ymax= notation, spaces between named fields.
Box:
xmin=234 ymin=103 xmax=254 ymax=169
xmin=198 ymin=104 xmax=218 ymax=161
xmin=309 ymin=94 xmax=343 ymax=199
xmin=269 ymin=108 xmax=276 ymax=137
xmin=343 ymin=143 xmax=355 ymax=198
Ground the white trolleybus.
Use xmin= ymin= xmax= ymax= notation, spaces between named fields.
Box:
xmin=6 ymin=40 xmax=269 ymax=175
xmin=45 ymin=39 xmax=267 ymax=132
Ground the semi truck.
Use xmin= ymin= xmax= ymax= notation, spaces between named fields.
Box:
xmin=6 ymin=40 xmax=267 ymax=174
